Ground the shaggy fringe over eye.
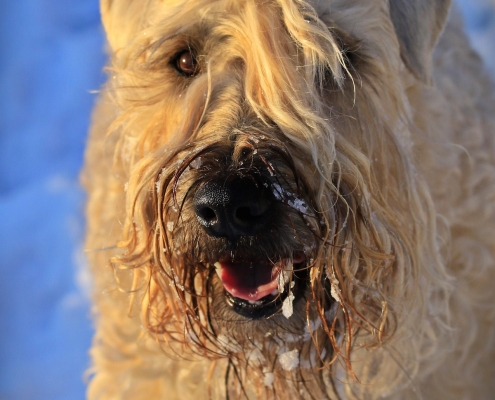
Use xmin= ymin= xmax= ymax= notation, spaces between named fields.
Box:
xmin=104 ymin=0 xmax=453 ymax=397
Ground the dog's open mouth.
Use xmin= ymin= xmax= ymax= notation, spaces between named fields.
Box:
xmin=214 ymin=252 xmax=306 ymax=319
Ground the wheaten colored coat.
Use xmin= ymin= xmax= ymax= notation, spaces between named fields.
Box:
xmin=83 ymin=0 xmax=495 ymax=398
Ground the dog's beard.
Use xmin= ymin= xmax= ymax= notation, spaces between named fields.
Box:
xmin=113 ymin=120 xmax=402 ymax=391
xmin=124 ymin=134 xmax=346 ymax=385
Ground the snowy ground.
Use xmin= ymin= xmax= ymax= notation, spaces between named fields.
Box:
xmin=0 ymin=1 xmax=494 ymax=399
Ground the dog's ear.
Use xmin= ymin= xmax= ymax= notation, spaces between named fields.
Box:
xmin=389 ymin=0 xmax=451 ymax=83
xmin=100 ymin=0 xmax=152 ymax=51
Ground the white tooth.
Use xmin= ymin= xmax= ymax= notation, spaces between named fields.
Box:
xmin=271 ymin=289 xmax=279 ymax=296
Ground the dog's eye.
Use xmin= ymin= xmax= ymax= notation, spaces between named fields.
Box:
xmin=174 ymin=50 xmax=199 ymax=77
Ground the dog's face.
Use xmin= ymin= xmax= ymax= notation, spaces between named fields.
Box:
xmin=100 ymin=0 xmax=451 ymax=389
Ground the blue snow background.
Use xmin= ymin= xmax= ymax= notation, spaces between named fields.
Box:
xmin=0 ymin=1 xmax=493 ymax=399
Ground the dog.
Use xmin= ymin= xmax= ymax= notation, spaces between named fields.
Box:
xmin=83 ymin=0 xmax=495 ymax=398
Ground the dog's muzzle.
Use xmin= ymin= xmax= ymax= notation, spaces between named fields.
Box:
xmin=193 ymin=177 xmax=306 ymax=319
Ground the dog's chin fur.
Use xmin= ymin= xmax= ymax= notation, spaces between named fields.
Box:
xmin=83 ymin=0 xmax=495 ymax=398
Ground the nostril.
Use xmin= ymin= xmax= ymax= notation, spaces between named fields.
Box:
xmin=235 ymin=206 xmax=253 ymax=222
xmin=198 ymin=206 xmax=217 ymax=223
xmin=234 ymin=200 xmax=270 ymax=225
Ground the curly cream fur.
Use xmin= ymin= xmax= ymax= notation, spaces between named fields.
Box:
xmin=83 ymin=0 xmax=495 ymax=398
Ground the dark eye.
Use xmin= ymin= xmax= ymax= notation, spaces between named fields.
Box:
xmin=174 ymin=50 xmax=199 ymax=76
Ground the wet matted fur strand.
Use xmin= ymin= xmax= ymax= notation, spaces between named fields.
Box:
xmin=83 ymin=0 xmax=495 ymax=398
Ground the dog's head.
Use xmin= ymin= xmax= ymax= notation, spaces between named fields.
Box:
xmin=100 ymin=0 xmax=451 ymax=396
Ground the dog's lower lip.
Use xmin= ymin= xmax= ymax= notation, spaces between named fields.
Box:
xmin=223 ymin=282 xmax=296 ymax=319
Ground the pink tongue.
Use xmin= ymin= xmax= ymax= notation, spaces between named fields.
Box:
xmin=219 ymin=260 xmax=279 ymax=301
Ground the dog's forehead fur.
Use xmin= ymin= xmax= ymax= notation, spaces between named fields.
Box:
xmin=84 ymin=0 xmax=495 ymax=399
xmin=102 ymin=0 xmax=450 ymax=83
xmin=104 ymin=0 xmax=412 ymax=186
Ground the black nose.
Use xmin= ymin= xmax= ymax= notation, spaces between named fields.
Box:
xmin=193 ymin=178 xmax=273 ymax=239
